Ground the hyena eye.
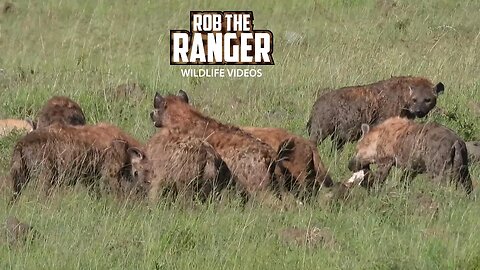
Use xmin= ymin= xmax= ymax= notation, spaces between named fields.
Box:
xmin=133 ymin=171 xmax=139 ymax=177
xmin=412 ymin=98 xmax=417 ymax=102
xmin=425 ymin=98 xmax=431 ymax=103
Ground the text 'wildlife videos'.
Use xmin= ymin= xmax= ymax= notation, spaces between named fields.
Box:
xmin=180 ymin=68 xmax=263 ymax=78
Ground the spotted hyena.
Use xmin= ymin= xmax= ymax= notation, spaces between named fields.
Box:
xmin=36 ymin=96 xmax=86 ymax=129
xmin=348 ymin=116 xmax=472 ymax=194
xmin=241 ymin=127 xmax=334 ymax=200
xmin=150 ymin=90 xmax=290 ymax=199
xmin=130 ymin=128 xmax=232 ymax=202
xmin=307 ymin=76 xmax=444 ymax=150
xmin=9 ymin=123 xmax=145 ymax=202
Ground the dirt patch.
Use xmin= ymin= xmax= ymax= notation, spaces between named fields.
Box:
xmin=2 ymin=2 xmax=14 ymax=14
xmin=278 ymin=226 xmax=337 ymax=250
xmin=106 ymin=238 xmax=143 ymax=253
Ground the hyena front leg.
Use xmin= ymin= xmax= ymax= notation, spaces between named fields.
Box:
xmin=370 ymin=159 xmax=395 ymax=190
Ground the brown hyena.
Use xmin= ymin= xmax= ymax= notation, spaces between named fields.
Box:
xmin=348 ymin=116 xmax=473 ymax=194
xmin=150 ymin=90 xmax=290 ymax=200
xmin=307 ymin=76 xmax=444 ymax=150
xmin=130 ymin=128 xmax=232 ymax=202
xmin=9 ymin=123 xmax=145 ymax=203
xmin=241 ymin=127 xmax=335 ymax=200
xmin=36 ymin=96 xmax=86 ymax=129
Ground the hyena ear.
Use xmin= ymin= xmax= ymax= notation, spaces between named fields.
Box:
xmin=435 ymin=82 xmax=444 ymax=95
xmin=360 ymin=124 xmax=370 ymax=140
xmin=177 ymin=90 xmax=189 ymax=103
xmin=154 ymin=92 xmax=164 ymax=109
xmin=127 ymin=147 xmax=145 ymax=163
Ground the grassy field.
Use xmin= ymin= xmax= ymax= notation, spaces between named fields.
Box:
xmin=1 ymin=0 xmax=479 ymax=269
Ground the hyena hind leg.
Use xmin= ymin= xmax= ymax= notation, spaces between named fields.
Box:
xmin=449 ymin=168 xmax=473 ymax=195
xmin=9 ymin=157 xmax=30 ymax=205
xmin=10 ymin=176 xmax=26 ymax=205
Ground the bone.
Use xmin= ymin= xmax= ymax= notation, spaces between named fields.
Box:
xmin=344 ymin=170 xmax=366 ymax=188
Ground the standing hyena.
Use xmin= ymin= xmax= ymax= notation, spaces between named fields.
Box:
xmin=35 ymin=96 xmax=86 ymax=129
xmin=241 ymin=127 xmax=335 ymax=200
xmin=307 ymin=76 xmax=444 ymax=150
xmin=348 ymin=116 xmax=473 ymax=194
xmin=9 ymin=123 xmax=145 ymax=202
xmin=150 ymin=90 xmax=290 ymax=200
xmin=130 ymin=128 xmax=233 ymax=202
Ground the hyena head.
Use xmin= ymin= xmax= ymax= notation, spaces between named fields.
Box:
xmin=127 ymin=147 xmax=152 ymax=193
xmin=406 ymin=80 xmax=444 ymax=118
xmin=36 ymin=96 xmax=86 ymax=129
xmin=348 ymin=124 xmax=379 ymax=172
xmin=150 ymin=90 xmax=189 ymax=128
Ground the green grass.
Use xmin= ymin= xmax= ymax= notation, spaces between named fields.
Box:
xmin=0 ymin=0 xmax=479 ymax=269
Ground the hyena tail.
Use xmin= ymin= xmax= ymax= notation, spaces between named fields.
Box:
xmin=9 ymin=144 xmax=29 ymax=204
xmin=267 ymin=139 xmax=296 ymax=196
xmin=452 ymin=140 xmax=473 ymax=194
